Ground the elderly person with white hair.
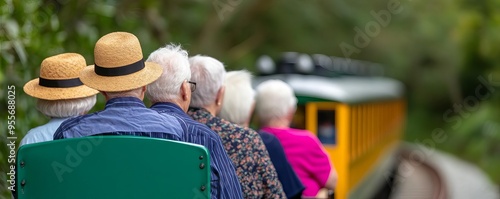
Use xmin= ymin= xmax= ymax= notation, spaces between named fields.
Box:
xmin=187 ymin=55 xmax=286 ymax=199
xmin=21 ymin=53 xmax=98 ymax=146
xmin=218 ymin=70 xmax=256 ymax=127
xmin=219 ymin=70 xmax=305 ymax=199
xmin=146 ymin=44 xmax=243 ymax=199
xmin=255 ymin=79 xmax=338 ymax=198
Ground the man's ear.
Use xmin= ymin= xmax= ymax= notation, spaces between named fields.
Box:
xmin=101 ymin=91 xmax=109 ymax=100
xmin=181 ymin=81 xmax=189 ymax=101
xmin=140 ymin=86 xmax=147 ymax=99
xmin=216 ymin=85 xmax=225 ymax=106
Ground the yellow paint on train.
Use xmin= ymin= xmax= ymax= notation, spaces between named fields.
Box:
xmin=304 ymin=99 xmax=405 ymax=199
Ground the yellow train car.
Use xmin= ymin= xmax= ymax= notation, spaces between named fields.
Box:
xmin=254 ymin=53 xmax=406 ymax=199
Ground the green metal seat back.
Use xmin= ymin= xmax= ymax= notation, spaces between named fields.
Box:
xmin=16 ymin=136 xmax=210 ymax=199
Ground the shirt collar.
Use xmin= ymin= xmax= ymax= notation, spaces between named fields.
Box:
xmin=151 ymin=102 xmax=185 ymax=115
xmin=49 ymin=117 xmax=72 ymax=122
xmin=188 ymin=107 xmax=214 ymax=120
xmin=105 ymin=97 xmax=146 ymax=109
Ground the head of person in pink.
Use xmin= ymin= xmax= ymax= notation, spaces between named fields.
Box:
xmin=255 ymin=79 xmax=338 ymax=198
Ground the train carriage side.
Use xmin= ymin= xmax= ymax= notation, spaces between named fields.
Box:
xmin=253 ymin=74 xmax=406 ymax=199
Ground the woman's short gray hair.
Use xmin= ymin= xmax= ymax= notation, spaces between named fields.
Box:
xmin=189 ymin=55 xmax=226 ymax=108
xmin=146 ymin=44 xmax=190 ymax=103
xmin=36 ymin=95 xmax=97 ymax=118
xmin=255 ymin=79 xmax=297 ymax=122
xmin=219 ymin=70 xmax=255 ymax=126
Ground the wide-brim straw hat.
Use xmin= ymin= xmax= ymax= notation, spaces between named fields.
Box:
xmin=23 ymin=53 xmax=99 ymax=100
xmin=80 ymin=32 xmax=162 ymax=92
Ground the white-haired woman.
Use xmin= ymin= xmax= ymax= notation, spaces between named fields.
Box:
xmin=187 ymin=55 xmax=286 ymax=199
xmin=21 ymin=53 xmax=98 ymax=146
xmin=218 ymin=70 xmax=256 ymax=126
xmin=255 ymin=79 xmax=338 ymax=198
xmin=219 ymin=70 xmax=305 ymax=199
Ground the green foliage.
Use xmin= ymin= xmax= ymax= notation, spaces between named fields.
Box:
xmin=1 ymin=0 xmax=500 ymax=197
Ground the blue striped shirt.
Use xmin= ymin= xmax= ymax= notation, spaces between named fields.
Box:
xmin=151 ymin=102 xmax=243 ymax=199
xmin=53 ymin=97 xmax=183 ymax=140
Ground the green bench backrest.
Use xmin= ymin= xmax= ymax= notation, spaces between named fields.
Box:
xmin=16 ymin=136 xmax=210 ymax=199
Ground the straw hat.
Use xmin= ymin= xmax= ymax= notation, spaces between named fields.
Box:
xmin=80 ymin=32 xmax=163 ymax=92
xmin=23 ymin=53 xmax=99 ymax=100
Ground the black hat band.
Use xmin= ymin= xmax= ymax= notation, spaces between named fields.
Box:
xmin=94 ymin=59 xmax=145 ymax=77
xmin=39 ymin=77 xmax=83 ymax=88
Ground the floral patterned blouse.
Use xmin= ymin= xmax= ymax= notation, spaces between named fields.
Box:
xmin=188 ymin=107 xmax=286 ymax=199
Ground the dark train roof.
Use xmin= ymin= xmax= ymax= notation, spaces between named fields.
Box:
xmin=253 ymin=53 xmax=405 ymax=103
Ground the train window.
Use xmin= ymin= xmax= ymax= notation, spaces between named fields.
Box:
xmin=317 ymin=110 xmax=336 ymax=145
xmin=291 ymin=105 xmax=306 ymax=129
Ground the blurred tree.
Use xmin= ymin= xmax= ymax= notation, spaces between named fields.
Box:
xmin=1 ymin=0 xmax=500 ymax=197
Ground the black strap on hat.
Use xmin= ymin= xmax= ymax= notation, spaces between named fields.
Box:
xmin=94 ymin=59 xmax=145 ymax=77
xmin=39 ymin=77 xmax=84 ymax=88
